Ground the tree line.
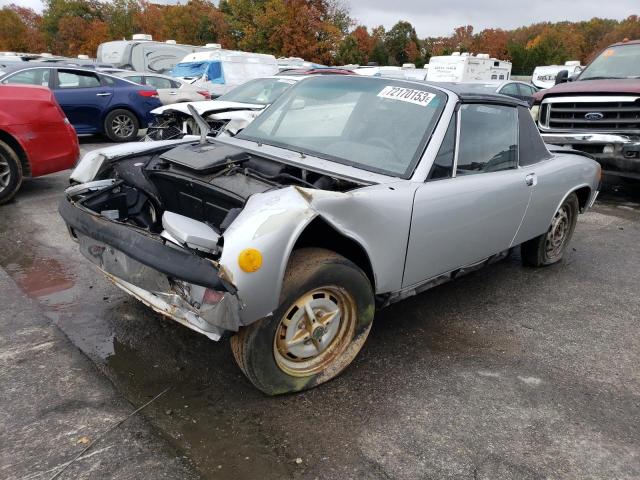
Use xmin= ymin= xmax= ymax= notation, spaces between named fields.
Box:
xmin=0 ymin=0 xmax=638 ymax=74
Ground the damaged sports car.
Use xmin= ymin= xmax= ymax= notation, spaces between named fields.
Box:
xmin=60 ymin=76 xmax=601 ymax=394
xmin=146 ymin=76 xmax=300 ymax=140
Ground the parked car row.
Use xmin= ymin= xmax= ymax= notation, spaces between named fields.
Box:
xmin=0 ymin=63 xmax=161 ymax=141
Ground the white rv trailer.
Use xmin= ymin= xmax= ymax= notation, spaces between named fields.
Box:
xmin=531 ymin=61 xmax=583 ymax=89
xmin=426 ymin=52 xmax=512 ymax=82
xmin=171 ymin=49 xmax=279 ymax=96
xmin=97 ymin=34 xmax=216 ymax=74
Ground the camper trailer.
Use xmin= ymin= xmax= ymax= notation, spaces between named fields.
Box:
xmin=97 ymin=34 xmax=214 ymax=74
xmin=426 ymin=53 xmax=512 ymax=82
xmin=170 ymin=49 xmax=279 ymax=96
xmin=531 ymin=61 xmax=583 ymax=89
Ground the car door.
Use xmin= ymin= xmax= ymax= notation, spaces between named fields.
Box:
xmin=403 ymin=103 xmax=533 ymax=287
xmin=52 ymin=69 xmax=113 ymax=134
xmin=144 ymin=75 xmax=178 ymax=104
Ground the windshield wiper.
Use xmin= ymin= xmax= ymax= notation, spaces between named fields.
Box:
xmin=579 ymin=76 xmax=624 ymax=81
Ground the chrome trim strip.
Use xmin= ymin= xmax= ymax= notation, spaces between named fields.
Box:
xmin=541 ymin=95 xmax=640 ymax=104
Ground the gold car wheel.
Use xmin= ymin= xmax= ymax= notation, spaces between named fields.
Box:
xmin=274 ymin=286 xmax=356 ymax=377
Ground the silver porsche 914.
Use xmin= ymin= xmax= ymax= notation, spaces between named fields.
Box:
xmin=60 ymin=76 xmax=601 ymax=394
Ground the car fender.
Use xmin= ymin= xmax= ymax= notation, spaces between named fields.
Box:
xmin=219 ymin=182 xmax=417 ymax=325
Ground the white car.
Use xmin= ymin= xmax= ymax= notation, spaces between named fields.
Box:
xmin=114 ymin=71 xmax=211 ymax=105
xmin=146 ymin=76 xmax=301 ymax=139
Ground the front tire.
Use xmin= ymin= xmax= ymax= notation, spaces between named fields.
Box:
xmin=0 ymin=140 xmax=23 ymax=205
xmin=104 ymin=109 xmax=139 ymax=142
xmin=521 ymin=192 xmax=579 ymax=267
xmin=230 ymin=248 xmax=375 ymax=395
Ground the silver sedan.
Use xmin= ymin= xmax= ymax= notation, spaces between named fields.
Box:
xmin=61 ymin=76 xmax=600 ymax=395
xmin=113 ymin=71 xmax=211 ymax=104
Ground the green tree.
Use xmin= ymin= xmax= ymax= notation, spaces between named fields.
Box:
xmin=385 ymin=20 xmax=419 ymax=65
xmin=335 ymin=35 xmax=363 ymax=64
xmin=106 ymin=0 xmax=140 ymax=40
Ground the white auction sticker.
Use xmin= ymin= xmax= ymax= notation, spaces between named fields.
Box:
xmin=377 ymin=86 xmax=435 ymax=106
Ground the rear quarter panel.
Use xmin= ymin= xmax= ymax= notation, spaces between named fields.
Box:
xmin=0 ymin=85 xmax=79 ymax=177
xmin=513 ymin=153 xmax=600 ymax=245
xmin=110 ymin=80 xmax=162 ymax=128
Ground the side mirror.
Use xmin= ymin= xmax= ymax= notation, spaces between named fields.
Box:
xmin=555 ymin=70 xmax=569 ymax=85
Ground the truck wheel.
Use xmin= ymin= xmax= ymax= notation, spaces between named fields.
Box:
xmin=0 ymin=140 xmax=23 ymax=205
xmin=230 ymin=248 xmax=375 ymax=395
xmin=521 ymin=192 xmax=579 ymax=267
xmin=104 ymin=109 xmax=139 ymax=142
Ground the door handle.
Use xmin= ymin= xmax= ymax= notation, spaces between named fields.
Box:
xmin=525 ymin=173 xmax=537 ymax=187
xmin=96 ymin=92 xmax=112 ymax=97
xmin=169 ymin=91 xmax=178 ymax=95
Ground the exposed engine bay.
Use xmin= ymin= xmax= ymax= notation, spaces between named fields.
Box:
xmin=69 ymin=141 xmax=364 ymax=258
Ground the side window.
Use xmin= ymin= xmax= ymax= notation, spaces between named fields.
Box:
xmin=499 ymin=83 xmax=519 ymax=96
xmin=57 ymin=70 xmax=101 ymax=89
xmin=456 ymin=104 xmax=518 ymax=175
xmin=2 ymin=68 xmax=50 ymax=86
xmin=145 ymin=76 xmax=173 ymax=89
xmin=428 ymin=114 xmax=456 ymax=180
xmin=170 ymin=79 xmax=182 ymax=88
xmin=518 ymin=84 xmax=534 ymax=96
xmin=125 ymin=75 xmax=144 ymax=84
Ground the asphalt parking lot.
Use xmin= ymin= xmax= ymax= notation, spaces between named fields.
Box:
xmin=1 ymin=138 xmax=639 ymax=480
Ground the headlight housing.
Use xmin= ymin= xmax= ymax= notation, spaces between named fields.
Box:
xmin=530 ymin=105 xmax=540 ymax=122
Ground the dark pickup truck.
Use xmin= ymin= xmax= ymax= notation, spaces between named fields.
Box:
xmin=532 ymin=39 xmax=640 ymax=180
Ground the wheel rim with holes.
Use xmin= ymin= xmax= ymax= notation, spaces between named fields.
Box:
xmin=112 ymin=114 xmax=135 ymax=138
xmin=274 ymin=286 xmax=356 ymax=377
xmin=0 ymin=156 xmax=11 ymax=192
xmin=545 ymin=203 xmax=572 ymax=260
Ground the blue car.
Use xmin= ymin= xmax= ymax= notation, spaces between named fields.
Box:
xmin=0 ymin=63 xmax=162 ymax=142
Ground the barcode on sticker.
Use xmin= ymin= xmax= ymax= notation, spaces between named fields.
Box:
xmin=377 ymin=86 xmax=435 ymax=106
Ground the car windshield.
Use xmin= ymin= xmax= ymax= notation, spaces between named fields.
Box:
xmin=238 ymin=76 xmax=447 ymax=177
xmin=171 ymin=61 xmax=207 ymax=78
xmin=217 ymin=77 xmax=297 ymax=105
xmin=579 ymin=43 xmax=640 ymax=80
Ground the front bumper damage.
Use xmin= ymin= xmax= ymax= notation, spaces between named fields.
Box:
xmin=541 ymin=132 xmax=640 ymax=179
xmin=59 ymin=197 xmax=241 ymax=341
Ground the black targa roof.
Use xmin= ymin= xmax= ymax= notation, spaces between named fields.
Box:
xmin=423 ymin=81 xmax=530 ymax=107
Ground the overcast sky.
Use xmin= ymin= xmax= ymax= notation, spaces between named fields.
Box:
xmin=1 ymin=0 xmax=637 ymax=37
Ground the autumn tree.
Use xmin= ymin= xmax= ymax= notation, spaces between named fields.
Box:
xmin=55 ymin=16 xmax=110 ymax=56
xmin=162 ymin=0 xmax=230 ymax=46
xmin=368 ymin=25 xmax=388 ymax=65
xmin=41 ymin=0 xmax=103 ymax=46
xmin=133 ymin=2 xmax=168 ymax=41
xmin=0 ymin=8 xmax=28 ymax=51
xmin=0 ymin=5 xmax=46 ymax=52
xmin=450 ymin=25 xmax=474 ymax=52
xmin=594 ymin=15 xmax=640 ymax=56
xmin=473 ymin=28 xmax=509 ymax=60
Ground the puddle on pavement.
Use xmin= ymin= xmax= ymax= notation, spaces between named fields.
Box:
xmin=3 ymin=254 xmax=75 ymax=298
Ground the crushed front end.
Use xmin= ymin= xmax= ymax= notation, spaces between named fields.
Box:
xmin=60 ymin=140 xmax=362 ymax=340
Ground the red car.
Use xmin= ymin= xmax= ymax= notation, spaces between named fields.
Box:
xmin=0 ymin=84 xmax=79 ymax=204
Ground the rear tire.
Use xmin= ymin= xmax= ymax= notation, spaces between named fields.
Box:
xmin=230 ymin=248 xmax=375 ymax=395
xmin=0 ymin=140 xmax=23 ymax=205
xmin=104 ymin=109 xmax=139 ymax=142
xmin=521 ymin=192 xmax=579 ymax=267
